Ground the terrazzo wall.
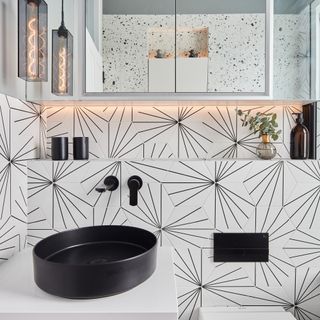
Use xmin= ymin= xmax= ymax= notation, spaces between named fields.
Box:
xmin=102 ymin=11 xmax=310 ymax=98
xmin=273 ymin=7 xmax=311 ymax=99
xmin=102 ymin=14 xmax=266 ymax=93
xmin=0 ymin=93 xmax=44 ymax=263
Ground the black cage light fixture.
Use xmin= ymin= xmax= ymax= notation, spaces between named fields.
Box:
xmin=18 ymin=0 xmax=48 ymax=81
xmin=52 ymin=0 xmax=73 ymax=96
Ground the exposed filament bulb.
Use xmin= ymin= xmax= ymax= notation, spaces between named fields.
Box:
xmin=27 ymin=3 xmax=38 ymax=80
xmin=58 ymin=46 xmax=67 ymax=94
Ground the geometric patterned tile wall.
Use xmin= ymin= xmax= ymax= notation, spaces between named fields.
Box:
xmin=0 ymin=93 xmax=43 ymax=263
xmin=27 ymin=159 xmax=320 ymax=320
xmin=44 ymin=104 xmax=302 ymax=160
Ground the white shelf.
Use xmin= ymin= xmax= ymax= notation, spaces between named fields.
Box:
xmin=0 ymin=247 xmax=178 ymax=320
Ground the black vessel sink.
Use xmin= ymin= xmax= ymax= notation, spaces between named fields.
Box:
xmin=33 ymin=226 xmax=157 ymax=299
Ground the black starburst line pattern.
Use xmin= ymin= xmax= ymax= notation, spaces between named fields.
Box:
xmin=125 ymin=161 xmax=169 ymax=183
xmin=46 ymin=106 xmax=71 ymax=158
xmin=0 ymin=99 xmax=11 ymax=220
xmin=136 ymin=106 xmax=212 ymax=158
xmin=142 ymin=142 xmax=174 ymax=159
xmin=203 ymin=107 xmax=237 ymax=158
xmin=0 ymin=95 xmax=40 ymax=258
xmin=27 ymin=206 xmax=59 ymax=246
xmin=74 ymin=106 xmax=108 ymax=144
xmin=28 ymin=167 xmax=52 ymax=198
xmin=11 ymin=100 xmax=43 ymax=137
xmin=124 ymin=183 xmax=212 ymax=248
xmin=38 ymin=105 xmax=47 ymax=158
xmin=110 ymin=107 xmax=176 ymax=158
xmin=30 ymin=162 xmax=87 ymax=197
xmin=177 ymin=107 xmax=213 ymax=158
xmin=284 ymin=230 xmax=320 ymax=268
xmin=163 ymin=161 xmax=215 ymax=208
xmin=213 ymin=161 xmax=254 ymax=229
xmin=285 ymin=161 xmax=320 ymax=229
xmin=11 ymin=186 xmax=28 ymax=225
xmin=175 ymin=248 xmax=295 ymax=319
xmin=0 ymin=217 xmax=21 ymax=261
xmin=51 ymin=162 xmax=93 ymax=230
xmin=214 ymin=183 xmax=252 ymax=229
xmin=244 ymin=161 xmax=286 ymax=207
xmin=283 ymin=268 xmax=320 ymax=320
xmin=202 ymin=266 xmax=320 ymax=320
xmin=28 ymin=162 xmax=93 ymax=230
xmin=94 ymin=207 xmax=127 ymax=226
xmin=175 ymin=248 xmax=202 ymax=320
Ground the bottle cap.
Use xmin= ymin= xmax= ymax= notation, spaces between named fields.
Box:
xmin=292 ymin=113 xmax=304 ymax=124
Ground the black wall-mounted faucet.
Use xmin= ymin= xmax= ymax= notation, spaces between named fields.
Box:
xmin=95 ymin=176 xmax=119 ymax=193
xmin=127 ymin=176 xmax=143 ymax=206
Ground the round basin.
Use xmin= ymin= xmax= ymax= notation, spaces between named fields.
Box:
xmin=33 ymin=226 xmax=157 ymax=299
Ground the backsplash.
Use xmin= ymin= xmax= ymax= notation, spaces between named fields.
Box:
xmin=45 ymin=104 xmax=301 ymax=160
xmin=0 ymin=93 xmax=318 ymax=320
xmin=0 ymin=94 xmax=43 ymax=262
xmin=27 ymin=159 xmax=320 ymax=320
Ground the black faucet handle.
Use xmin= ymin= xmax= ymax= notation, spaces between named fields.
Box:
xmin=127 ymin=176 xmax=143 ymax=206
xmin=95 ymin=176 xmax=119 ymax=193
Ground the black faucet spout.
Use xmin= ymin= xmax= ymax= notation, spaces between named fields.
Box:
xmin=95 ymin=176 xmax=119 ymax=193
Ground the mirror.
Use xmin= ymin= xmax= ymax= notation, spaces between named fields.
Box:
xmin=273 ymin=0 xmax=314 ymax=100
xmin=175 ymin=0 xmax=267 ymax=93
xmin=85 ymin=0 xmax=269 ymax=95
xmin=85 ymin=0 xmax=176 ymax=93
xmin=12 ymin=0 xmax=318 ymax=100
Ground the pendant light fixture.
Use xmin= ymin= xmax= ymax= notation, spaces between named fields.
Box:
xmin=18 ymin=0 xmax=48 ymax=81
xmin=52 ymin=0 xmax=73 ymax=96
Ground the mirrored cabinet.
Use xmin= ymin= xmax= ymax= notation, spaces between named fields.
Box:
xmin=0 ymin=0 xmax=319 ymax=101
xmin=85 ymin=0 xmax=272 ymax=96
xmin=83 ymin=0 xmax=318 ymax=100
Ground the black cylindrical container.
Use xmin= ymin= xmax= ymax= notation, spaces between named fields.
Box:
xmin=51 ymin=137 xmax=69 ymax=160
xmin=73 ymin=137 xmax=89 ymax=160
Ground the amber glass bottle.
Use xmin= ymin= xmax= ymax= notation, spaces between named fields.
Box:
xmin=290 ymin=113 xmax=309 ymax=159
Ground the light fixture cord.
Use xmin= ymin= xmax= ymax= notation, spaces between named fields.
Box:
xmin=61 ymin=0 xmax=65 ymax=27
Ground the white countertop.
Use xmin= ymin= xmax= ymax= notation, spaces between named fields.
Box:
xmin=0 ymin=247 xmax=178 ymax=320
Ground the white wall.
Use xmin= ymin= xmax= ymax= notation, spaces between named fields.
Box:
xmin=0 ymin=0 xmax=26 ymax=99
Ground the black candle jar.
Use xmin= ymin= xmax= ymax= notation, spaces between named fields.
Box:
xmin=73 ymin=137 xmax=89 ymax=160
xmin=51 ymin=137 xmax=69 ymax=160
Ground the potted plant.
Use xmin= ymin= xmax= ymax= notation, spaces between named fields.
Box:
xmin=237 ymin=109 xmax=282 ymax=159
